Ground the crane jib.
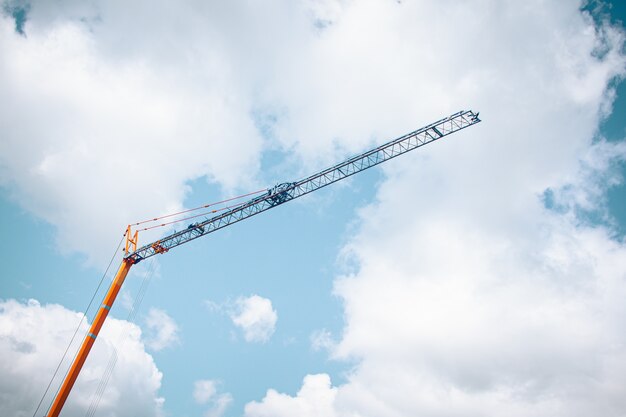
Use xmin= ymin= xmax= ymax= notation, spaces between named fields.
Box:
xmin=45 ymin=109 xmax=480 ymax=417
xmin=126 ymin=110 xmax=480 ymax=264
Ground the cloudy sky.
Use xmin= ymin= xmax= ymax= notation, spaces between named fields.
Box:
xmin=1 ymin=1 xmax=626 ymax=416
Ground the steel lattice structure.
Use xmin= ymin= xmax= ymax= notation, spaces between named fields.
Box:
xmin=126 ymin=109 xmax=480 ymax=264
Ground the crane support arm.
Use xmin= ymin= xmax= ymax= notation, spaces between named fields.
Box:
xmin=126 ymin=109 xmax=480 ymax=264
xmin=46 ymin=259 xmax=133 ymax=417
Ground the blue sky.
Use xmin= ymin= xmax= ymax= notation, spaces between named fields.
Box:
xmin=1 ymin=1 xmax=626 ymax=417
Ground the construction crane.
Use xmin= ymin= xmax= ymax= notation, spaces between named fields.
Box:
xmin=45 ymin=110 xmax=480 ymax=417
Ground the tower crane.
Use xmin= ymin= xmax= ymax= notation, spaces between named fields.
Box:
xmin=46 ymin=110 xmax=481 ymax=417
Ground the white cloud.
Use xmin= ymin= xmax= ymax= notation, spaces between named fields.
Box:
xmin=205 ymin=393 xmax=233 ymax=417
xmin=0 ymin=6 xmax=264 ymax=266
xmin=310 ymin=328 xmax=335 ymax=352
xmin=229 ymin=295 xmax=277 ymax=343
xmin=545 ymin=139 xmax=626 ymax=223
xmin=194 ymin=379 xmax=217 ymax=404
xmin=143 ymin=308 xmax=180 ymax=351
xmin=239 ymin=1 xmax=626 ymax=416
xmin=330 ymin=200 xmax=626 ymax=416
xmin=193 ymin=379 xmax=232 ymax=417
xmin=0 ymin=298 xmax=163 ymax=417
xmin=245 ymin=374 xmax=337 ymax=417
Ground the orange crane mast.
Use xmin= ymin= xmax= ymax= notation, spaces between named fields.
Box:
xmin=46 ymin=228 xmax=137 ymax=417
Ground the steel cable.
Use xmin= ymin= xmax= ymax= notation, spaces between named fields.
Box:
xmin=132 ymin=188 xmax=267 ymax=226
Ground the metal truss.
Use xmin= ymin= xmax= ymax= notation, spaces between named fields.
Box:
xmin=126 ymin=110 xmax=480 ymax=263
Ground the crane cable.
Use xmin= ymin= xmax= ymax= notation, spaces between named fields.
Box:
xmin=137 ymin=201 xmax=244 ymax=232
xmin=34 ymin=233 xmax=126 ymax=417
xmin=131 ymin=188 xmax=267 ymax=227
xmin=85 ymin=257 xmax=157 ymax=417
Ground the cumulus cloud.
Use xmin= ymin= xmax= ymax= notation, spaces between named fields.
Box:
xmin=229 ymin=295 xmax=277 ymax=343
xmin=0 ymin=4 xmax=264 ymax=266
xmin=330 ymin=193 xmax=626 ymax=416
xmin=143 ymin=308 xmax=180 ymax=351
xmin=193 ymin=379 xmax=217 ymax=404
xmin=245 ymin=374 xmax=337 ymax=417
xmin=241 ymin=1 xmax=626 ymax=416
xmin=193 ymin=379 xmax=233 ymax=417
xmin=0 ymin=298 xmax=163 ymax=417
